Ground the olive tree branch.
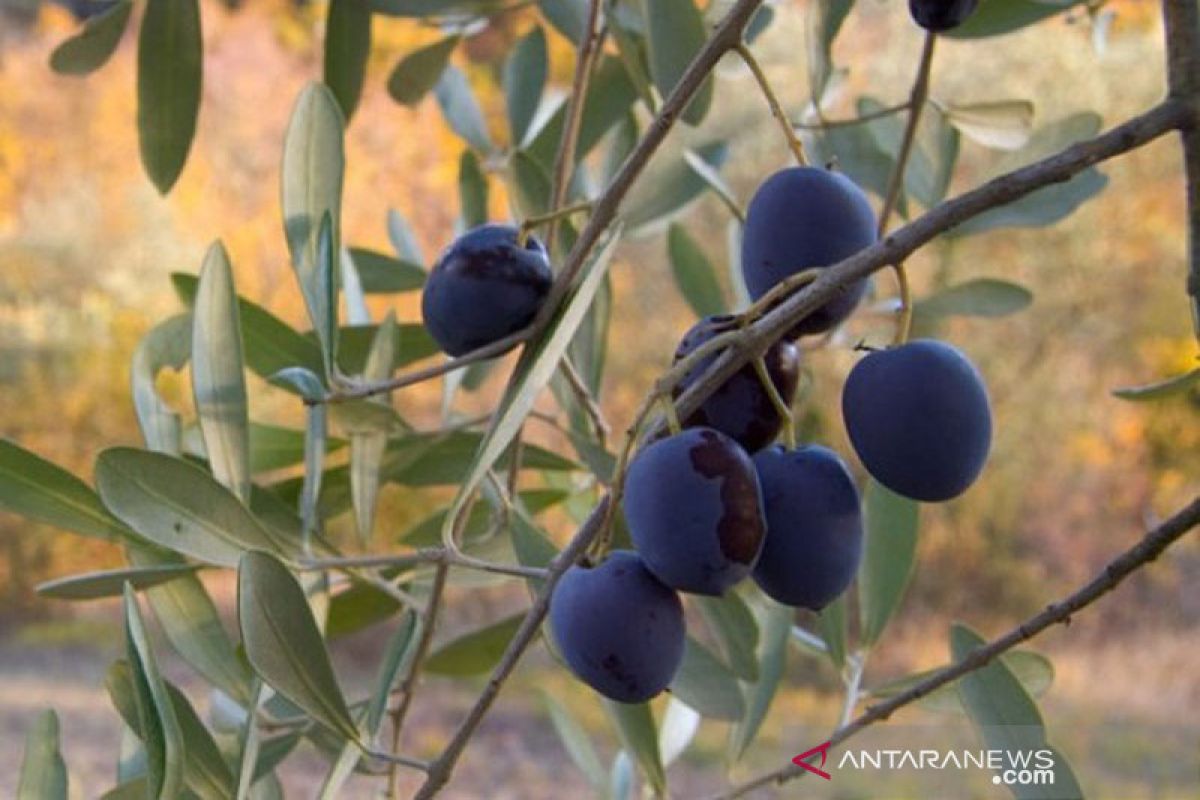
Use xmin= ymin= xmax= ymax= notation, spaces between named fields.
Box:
xmin=668 ymin=97 xmax=1190 ymax=430
xmin=878 ymin=31 xmax=937 ymax=234
xmin=546 ymin=0 xmax=605 ymax=254
xmin=704 ymin=495 xmax=1200 ymax=800
xmin=1161 ymin=0 xmax=1200 ymax=342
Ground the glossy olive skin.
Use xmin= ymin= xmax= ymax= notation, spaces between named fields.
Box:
xmin=421 ymin=224 xmax=553 ymax=357
xmin=672 ymin=315 xmax=801 ymax=454
xmin=549 ymin=551 xmax=685 ymax=703
xmin=909 ymin=0 xmax=979 ymax=32
xmin=752 ymin=445 xmax=863 ymax=610
xmin=741 ymin=167 xmax=877 ymax=336
xmin=624 ymin=428 xmax=766 ymax=596
xmin=842 ymin=339 xmax=992 ymax=502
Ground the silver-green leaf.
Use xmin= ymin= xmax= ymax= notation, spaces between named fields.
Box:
xmin=237 ymin=551 xmax=360 ymax=742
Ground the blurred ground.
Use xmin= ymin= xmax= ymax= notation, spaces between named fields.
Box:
xmin=1 ymin=0 xmax=1198 ymax=796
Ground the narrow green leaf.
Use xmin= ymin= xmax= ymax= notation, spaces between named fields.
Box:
xmin=434 ymin=65 xmax=493 ymax=153
xmin=37 ymin=565 xmax=198 ymax=600
xmin=350 ymin=314 xmax=397 ymax=545
xmin=96 ymin=448 xmax=290 ymax=567
xmin=132 ymin=314 xmax=191 ymax=454
xmin=123 ymin=586 xmax=185 ymax=800
xmin=17 ymin=710 xmax=68 ymax=800
xmin=950 ymin=624 xmax=1083 ymax=798
xmin=1113 ymin=368 xmax=1200 ymax=401
xmin=950 ymin=113 xmax=1107 ymax=236
xmin=192 ymin=241 xmax=252 ymax=502
xmin=667 ymin=224 xmax=726 ymax=318
xmin=282 ymin=83 xmax=345 ymax=361
xmin=459 ymin=150 xmax=489 ymax=229
xmin=538 ymin=0 xmax=586 ymax=43
xmin=312 ymin=214 xmax=341 ymax=379
xmin=336 ymin=321 xmax=437 ymax=373
xmin=954 ymin=169 xmax=1107 ymax=235
xmin=868 ymin=649 xmax=1055 ymax=713
xmin=172 ymin=273 xmax=324 ymax=383
xmin=623 ymin=142 xmax=728 ymax=233
xmin=816 ymin=594 xmax=847 ymax=670
xmin=0 ymin=438 xmax=128 ymax=541
xmin=387 ymin=36 xmax=460 ymax=107
xmin=683 ymin=149 xmax=743 ymax=220
xmin=952 ymin=621 xmax=1043 ymax=735
xmin=728 ymin=600 xmax=791 ymax=762
xmin=387 ymin=208 xmax=425 ymax=263
xmin=944 ymin=100 xmax=1035 ymax=151
xmin=915 ymin=278 xmax=1034 ymax=320
xmin=366 ymin=612 xmax=419 ymax=735
xmin=859 ymin=481 xmax=920 ymax=647
xmin=137 ymin=0 xmax=202 ymax=193
xmin=510 ymin=149 xmax=553 ymax=219
xmin=127 ymin=542 xmax=254 ymax=703
xmin=167 ymin=682 xmax=238 ymax=800
xmin=348 ymin=248 xmax=425 ymax=293
xmin=805 ymin=0 xmax=853 ymax=104
xmin=603 ymin=700 xmax=665 ymax=795
xmin=543 ymin=692 xmax=607 ymax=791
xmin=425 ymin=613 xmax=524 ymax=676
xmin=658 ymin=696 xmax=700 ymax=768
xmin=50 ymin=0 xmax=132 ymax=75
xmin=323 ymin=0 xmax=372 ymax=120
xmin=237 ymin=551 xmax=360 ymax=741
xmin=946 ymin=0 xmax=1084 ymax=40
xmin=696 ymin=591 xmax=759 ymax=682
xmin=526 ymin=56 xmax=639 ymax=166
xmin=641 ymin=0 xmax=712 ymax=125
xmin=326 ymin=580 xmax=404 ymax=639
xmin=440 ymin=229 xmax=620 ymax=549
xmin=504 ymin=26 xmax=548 ymax=147
xmin=669 ymin=637 xmax=745 ymax=720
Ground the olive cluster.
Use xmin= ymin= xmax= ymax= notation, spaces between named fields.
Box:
xmin=419 ymin=2 xmax=989 ymax=705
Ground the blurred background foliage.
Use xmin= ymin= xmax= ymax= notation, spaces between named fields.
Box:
xmin=0 ymin=0 xmax=1197 ymax=795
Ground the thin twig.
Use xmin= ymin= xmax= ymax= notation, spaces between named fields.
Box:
xmin=304 ymin=550 xmax=548 ymax=580
xmin=793 ymin=102 xmax=911 ymax=130
xmin=736 ymin=42 xmax=808 ymax=166
xmin=387 ymin=562 xmax=448 ymax=797
xmin=704 ymin=495 xmax=1200 ymax=800
xmin=878 ymin=31 xmax=937 ymax=233
xmin=560 ymin=356 xmax=611 ymax=442
xmin=546 ymin=0 xmax=605 ymax=254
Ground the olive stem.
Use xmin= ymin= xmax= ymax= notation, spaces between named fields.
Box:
xmin=891 ymin=262 xmax=915 ymax=345
xmin=735 ymin=42 xmax=809 ymax=167
xmin=519 ymin=201 xmax=595 ymax=241
xmin=793 ymin=102 xmax=912 ymax=130
xmin=661 ymin=395 xmax=684 ymax=435
xmin=561 ymin=355 xmax=611 ymax=443
xmin=752 ymin=355 xmax=796 ymax=449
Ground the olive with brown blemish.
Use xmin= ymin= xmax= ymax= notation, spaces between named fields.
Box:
xmin=623 ymin=427 xmax=766 ymax=596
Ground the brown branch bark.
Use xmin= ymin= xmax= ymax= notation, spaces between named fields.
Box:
xmin=1161 ymin=0 xmax=1200 ymax=341
xmin=704 ymin=495 xmax=1200 ymax=800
